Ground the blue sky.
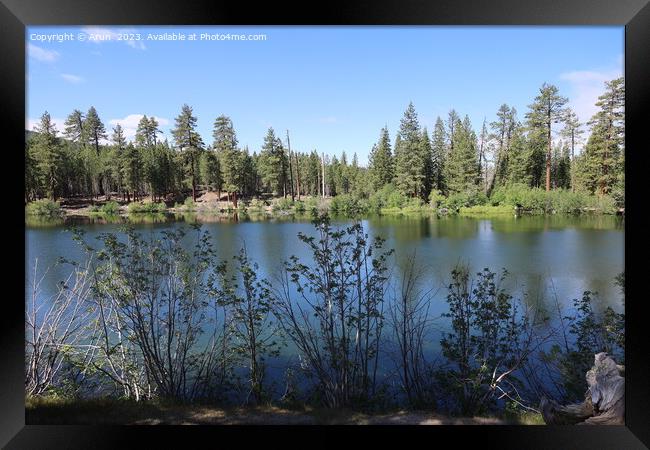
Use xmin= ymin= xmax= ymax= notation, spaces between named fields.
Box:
xmin=26 ymin=26 xmax=623 ymax=166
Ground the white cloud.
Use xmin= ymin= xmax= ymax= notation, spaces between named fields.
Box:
xmin=108 ymin=114 xmax=170 ymax=140
xmin=60 ymin=73 xmax=84 ymax=84
xmin=27 ymin=43 xmax=60 ymax=62
xmin=559 ymin=66 xmax=622 ymax=125
xmin=81 ymin=27 xmax=146 ymax=50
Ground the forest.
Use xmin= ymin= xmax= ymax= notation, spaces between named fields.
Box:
xmin=24 ymin=78 xmax=625 ymax=218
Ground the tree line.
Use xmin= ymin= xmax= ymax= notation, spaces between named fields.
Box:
xmin=25 ymin=78 xmax=624 ymax=208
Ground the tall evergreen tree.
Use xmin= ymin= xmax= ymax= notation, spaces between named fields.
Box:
xmin=560 ymin=108 xmax=584 ymax=192
xmin=577 ymin=78 xmax=624 ymax=195
xmin=83 ymin=106 xmax=107 ymax=154
xmin=431 ymin=117 xmax=447 ymax=192
xmin=525 ymin=83 xmax=568 ymax=191
xmin=32 ymin=111 xmax=64 ymax=200
xmin=420 ymin=127 xmax=434 ymax=199
xmin=258 ymin=128 xmax=287 ymax=196
xmin=172 ymin=104 xmax=204 ymax=201
xmin=213 ymin=115 xmax=241 ymax=204
xmin=394 ymin=102 xmax=424 ymax=197
xmin=63 ymin=109 xmax=85 ymax=144
xmin=368 ymin=126 xmax=394 ymax=190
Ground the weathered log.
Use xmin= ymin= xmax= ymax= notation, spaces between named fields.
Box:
xmin=540 ymin=352 xmax=624 ymax=425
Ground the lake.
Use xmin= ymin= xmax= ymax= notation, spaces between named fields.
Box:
xmin=25 ymin=213 xmax=625 ymax=400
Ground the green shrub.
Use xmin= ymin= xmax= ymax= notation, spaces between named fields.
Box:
xmin=99 ymin=201 xmax=120 ymax=215
xmin=247 ymin=198 xmax=266 ymax=212
xmin=183 ymin=197 xmax=197 ymax=211
xmin=441 ymin=189 xmax=488 ymax=211
xmin=490 ymin=183 xmax=617 ymax=214
xmin=294 ymin=200 xmax=306 ymax=213
xmin=127 ymin=202 xmax=167 ymax=214
xmin=271 ymin=197 xmax=295 ymax=212
xmin=330 ymin=194 xmax=370 ymax=216
xmin=368 ymin=184 xmax=410 ymax=211
xmin=429 ymin=189 xmax=444 ymax=208
xmin=26 ymin=199 xmax=63 ymax=216
xmin=305 ymin=197 xmax=327 ymax=214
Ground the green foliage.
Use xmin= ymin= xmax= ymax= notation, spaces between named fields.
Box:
xmin=489 ymin=183 xmax=617 ymax=214
xmin=89 ymin=201 xmax=121 ymax=216
xmin=275 ymin=215 xmax=393 ymax=408
xmin=127 ymin=201 xmax=167 ymax=214
xmin=293 ymin=200 xmax=306 ymax=214
xmin=436 ymin=266 xmax=531 ymax=415
xmin=183 ymin=197 xmax=197 ymax=210
xmin=368 ymin=183 xmax=409 ymax=211
xmin=26 ymin=199 xmax=63 ymax=216
xmin=271 ymin=197 xmax=295 ymax=213
xmin=330 ymin=194 xmax=370 ymax=216
xmin=540 ymin=287 xmax=625 ymax=403
xmin=428 ymin=189 xmax=444 ymax=208
xmin=247 ymin=198 xmax=266 ymax=212
xmin=441 ymin=189 xmax=488 ymax=211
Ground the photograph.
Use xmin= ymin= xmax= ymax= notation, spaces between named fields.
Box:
xmin=22 ymin=24 xmax=628 ymax=428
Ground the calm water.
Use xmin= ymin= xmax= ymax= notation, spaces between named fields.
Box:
xmin=25 ymin=213 xmax=624 ymax=395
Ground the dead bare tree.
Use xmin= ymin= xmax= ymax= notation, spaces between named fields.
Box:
xmin=26 ymin=258 xmax=94 ymax=397
xmin=540 ymin=352 xmax=624 ymax=425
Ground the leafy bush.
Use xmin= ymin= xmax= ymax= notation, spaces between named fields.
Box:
xmin=271 ymin=197 xmax=295 ymax=212
xmin=294 ymin=200 xmax=306 ymax=213
xmin=441 ymin=190 xmax=488 ymax=211
xmin=490 ymin=184 xmax=617 ymax=214
xmin=183 ymin=197 xmax=197 ymax=211
xmin=428 ymin=189 xmax=444 ymax=208
xmin=368 ymin=184 xmax=410 ymax=211
xmin=99 ymin=201 xmax=120 ymax=215
xmin=26 ymin=199 xmax=63 ymax=216
xmin=305 ymin=197 xmax=328 ymax=214
xmin=247 ymin=198 xmax=266 ymax=212
xmin=330 ymin=194 xmax=370 ymax=216
xmin=127 ymin=202 xmax=167 ymax=214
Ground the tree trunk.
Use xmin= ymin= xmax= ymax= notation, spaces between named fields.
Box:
xmin=546 ymin=120 xmax=552 ymax=192
xmin=540 ymin=353 xmax=624 ymax=425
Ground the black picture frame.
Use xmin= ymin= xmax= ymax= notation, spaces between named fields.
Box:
xmin=3 ymin=0 xmax=649 ymax=448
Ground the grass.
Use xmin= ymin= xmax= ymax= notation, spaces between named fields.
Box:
xmin=459 ymin=205 xmax=515 ymax=216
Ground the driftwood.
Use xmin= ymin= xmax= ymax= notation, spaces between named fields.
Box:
xmin=540 ymin=352 xmax=625 ymax=425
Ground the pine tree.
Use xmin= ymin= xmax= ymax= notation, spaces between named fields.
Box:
xmin=258 ymin=128 xmax=287 ymax=196
xmin=83 ymin=106 xmax=107 ymax=154
xmin=445 ymin=115 xmax=479 ymax=194
xmin=32 ymin=111 xmax=64 ymax=200
xmin=110 ymin=125 xmax=126 ymax=200
xmin=560 ymin=108 xmax=584 ymax=192
xmin=431 ymin=117 xmax=447 ymax=192
xmin=525 ymin=83 xmax=568 ymax=191
xmin=368 ymin=126 xmax=393 ymax=190
xmin=172 ymin=104 xmax=204 ymax=201
xmin=63 ymin=109 xmax=85 ymax=144
xmin=213 ymin=115 xmax=241 ymax=205
xmin=121 ymin=142 xmax=142 ymax=202
xmin=420 ymin=127 xmax=434 ymax=199
xmin=577 ymin=78 xmax=624 ymax=196
xmin=394 ymin=102 xmax=424 ymax=197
